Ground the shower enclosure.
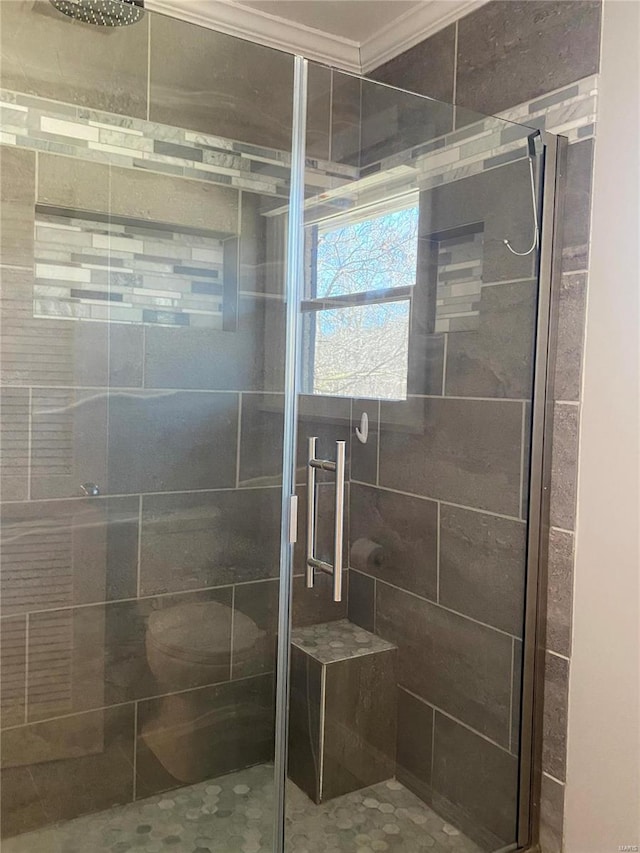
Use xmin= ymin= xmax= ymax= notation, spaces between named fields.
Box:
xmin=0 ymin=3 xmax=565 ymax=852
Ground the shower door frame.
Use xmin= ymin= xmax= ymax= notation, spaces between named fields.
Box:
xmin=271 ymin=55 xmax=569 ymax=853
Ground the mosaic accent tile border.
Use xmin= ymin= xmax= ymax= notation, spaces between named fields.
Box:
xmin=0 ymin=89 xmax=358 ymax=199
xmin=34 ymin=208 xmax=231 ymax=327
xmin=434 ymin=229 xmax=484 ymax=333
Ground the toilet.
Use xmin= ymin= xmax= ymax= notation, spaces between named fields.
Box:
xmin=143 ymin=600 xmax=265 ymax=783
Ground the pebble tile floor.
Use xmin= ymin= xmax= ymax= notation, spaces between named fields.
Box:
xmin=3 ymin=764 xmax=484 ymax=853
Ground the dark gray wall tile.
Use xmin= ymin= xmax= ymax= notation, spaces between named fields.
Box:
xmin=143 ymin=297 xmax=273 ymax=392
xmin=149 ymin=15 xmax=293 ymax=150
xmin=445 ymin=281 xmax=537 ymax=399
xmin=439 ymin=505 xmax=526 ymax=636
xmin=420 ymin=161 xmax=536 ymax=285
xmin=0 ymin=616 xmax=26 ymax=729
xmin=542 ymin=652 xmax=569 ymax=781
xmin=287 ymin=646 xmax=322 ymax=802
xmin=396 ymin=688 xmax=434 ymax=804
xmin=376 ymin=582 xmax=512 ymax=745
xmin=350 ymin=483 xmax=438 ymax=601
xmin=562 ymin=139 xmax=595 ymax=272
xmin=347 ymin=570 xmax=375 ymax=633
xmin=554 ymin=272 xmax=588 ymax=402
xmin=26 ymin=588 xmax=233 ymax=721
xmin=540 ymin=773 xmax=565 ymax=853
xmin=292 ymin=572 xmax=348 ymax=628
xmin=0 ymin=497 xmax=139 ymax=616
xmin=0 ymin=1 xmax=148 ymax=117
xmin=1 ymin=704 xmax=135 ymax=837
xmin=31 ymin=388 xmax=108 ymax=500
xmin=511 ymin=638 xmax=522 ymax=755
xmin=369 ymin=24 xmax=456 ymax=103
xmin=549 ymin=403 xmax=580 ymax=530
xmin=110 ymin=165 xmax=239 ymax=235
xmin=135 ymin=674 xmax=274 ymax=798
xmin=360 ymin=76 xmax=454 ymax=165
xmin=306 ymin=63 xmax=331 ymax=162
xmin=432 ymin=711 xmax=518 ymax=847
xmin=232 ymin=579 xmax=279 ymax=679
xmin=547 ymin=528 xmax=574 ymax=657
xmin=140 ymin=488 xmax=280 ymax=595
xmin=330 ymin=70 xmax=361 ymax=166
xmin=456 ymin=2 xmax=601 ymax=118
xmin=107 ymin=390 xmax=238 ymax=494
xmin=322 ymin=650 xmax=397 ymax=800
xmin=350 ymin=398 xmax=379 ymax=485
xmin=379 ymin=397 xmax=523 ymax=516
xmin=0 ymin=146 xmax=35 ymax=267
xmin=0 ymin=387 xmax=29 ymax=501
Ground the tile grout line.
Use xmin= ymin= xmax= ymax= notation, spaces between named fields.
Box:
xmin=132 ymin=700 xmax=138 ymax=802
xmin=372 ymin=573 xmax=521 ymax=641
xmin=26 ymin=386 xmax=32 ymax=500
xmin=146 ymin=14 xmax=151 ymax=123
xmin=23 ymin=611 xmax=30 ymax=724
xmin=350 ymin=478 xmax=525 ymax=524
xmin=436 ymin=500 xmax=441 ymax=603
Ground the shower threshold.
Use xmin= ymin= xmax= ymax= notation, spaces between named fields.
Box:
xmin=2 ymin=763 xmax=484 ymax=853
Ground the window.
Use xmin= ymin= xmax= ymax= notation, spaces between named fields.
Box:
xmin=303 ymin=202 xmax=419 ymax=400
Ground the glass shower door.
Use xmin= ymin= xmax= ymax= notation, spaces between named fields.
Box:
xmin=281 ymin=65 xmax=550 ymax=853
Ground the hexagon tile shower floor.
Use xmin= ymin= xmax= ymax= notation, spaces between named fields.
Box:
xmin=1 ymin=764 xmax=483 ymax=853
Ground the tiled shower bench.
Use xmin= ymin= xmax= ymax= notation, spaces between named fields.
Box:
xmin=288 ymin=620 xmax=397 ymax=804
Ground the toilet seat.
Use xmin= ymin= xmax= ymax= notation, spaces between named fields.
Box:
xmin=147 ymin=600 xmax=263 ymax=665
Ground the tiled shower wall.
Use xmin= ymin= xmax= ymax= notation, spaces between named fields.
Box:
xmin=0 ymin=2 xmax=358 ymax=839
xmin=367 ymin=2 xmax=602 ymax=851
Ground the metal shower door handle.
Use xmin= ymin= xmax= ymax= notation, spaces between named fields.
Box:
xmin=305 ymin=436 xmax=346 ymax=602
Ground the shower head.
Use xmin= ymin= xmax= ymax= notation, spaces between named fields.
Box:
xmin=49 ymin=0 xmax=144 ymax=27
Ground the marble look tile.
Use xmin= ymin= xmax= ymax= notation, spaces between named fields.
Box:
xmin=0 ymin=1 xmax=148 ymax=118
xmin=369 ymin=24 xmax=456 ymax=104
xmin=445 ymin=280 xmax=537 ymax=399
xmin=292 ymin=572 xmax=348 ymax=628
xmin=288 ymin=645 xmax=322 ymax=802
xmin=135 ymin=674 xmax=275 ymax=799
xmin=140 ymin=488 xmax=280 ymax=595
xmin=107 ymin=390 xmax=238 ymax=494
xmin=439 ymin=504 xmax=527 ymax=636
xmin=1 ymin=704 xmax=135 ymax=837
xmin=456 ymin=1 xmax=601 ymax=118
xmin=0 ymin=497 xmax=139 ymax=616
xmin=376 ymin=582 xmax=513 ymax=745
xmin=396 ymin=687 xmax=434 ymax=804
xmin=549 ymin=403 xmax=580 ymax=531
xmin=149 ymin=15 xmax=293 ymax=151
xmin=349 ymin=483 xmax=438 ymax=601
xmin=542 ymin=652 xmax=569 ymax=781
xmin=432 ymin=711 xmax=518 ymax=848
xmin=379 ymin=397 xmax=523 ymax=516
xmin=554 ymin=272 xmax=588 ymax=401
xmin=546 ymin=528 xmax=574 ymax=657
xmin=0 ymin=146 xmax=35 ymax=267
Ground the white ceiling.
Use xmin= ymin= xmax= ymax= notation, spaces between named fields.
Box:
xmin=236 ymin=1 xmax=423 ymax=42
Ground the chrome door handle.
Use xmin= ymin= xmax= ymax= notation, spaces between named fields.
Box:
xmin=305 ymin=437 xmax=346 ymax=603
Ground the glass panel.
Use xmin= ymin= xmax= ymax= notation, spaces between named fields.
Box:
xmin=0 ymin=5 xmax=293 ymax=851
xmin=284 ymin=65 xmax=545 ymax=853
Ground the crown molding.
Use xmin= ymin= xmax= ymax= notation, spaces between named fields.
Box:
xmin=145 ymin=0 xmax=489 ymax=76
xmin=145 ymin=0 xmax=362 ymax=73
xmin=360 ymin=0 xmax=489 ymax=74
